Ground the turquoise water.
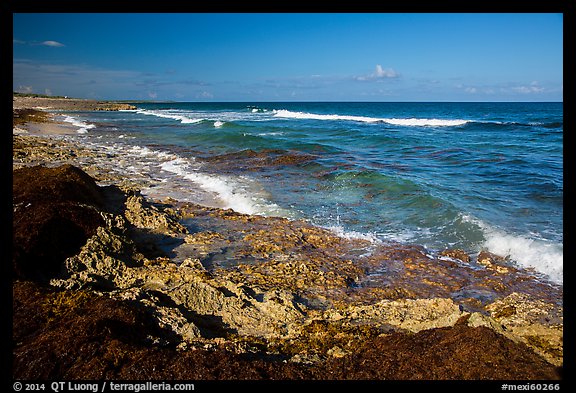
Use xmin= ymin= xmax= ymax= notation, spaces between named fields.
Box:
xmin=61 ymin=102 xmax=563 ymax=284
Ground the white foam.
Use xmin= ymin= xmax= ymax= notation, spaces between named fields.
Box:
xmin=81 ymin=139 xmax=285 ymax=216
xmin=127 ymin=145 xmax=158 ymax=157
xmin=135 ymin=109 xmax=203 ymax=124
xmin=483 ymin=231 xmax=563 ymax=284
xmin=272 ymin=109 xmax=469 ymax=127
xmin=461 ymin=214 xmax=563 ymax=284
xmin=61 ymin=115 xmax=96 ymax=134
xmin=273 ymin=109 xmax=381 ymax=123
xmin=159 ymin=157 xmax=284 ymax=216
xmin=325 ymin=225 xmax=382 ymax=243
xmin=243 ymin=131 xmax=285 ymax=137
xmin=384 ymin=118 xmax=469 ymax=126
xmin=213 ymin=120 xmax=225 ymax=128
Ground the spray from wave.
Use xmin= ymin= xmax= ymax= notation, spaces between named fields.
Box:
xmin=461 ymin=214 xmax=563 ymax=284
xmin=61 ymin=115 xmax=96 ymax=134
xmin=159 ymin=156 xmax=288 ymax=217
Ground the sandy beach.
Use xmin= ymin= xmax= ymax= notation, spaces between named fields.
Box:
xmin=12 ymin=96 xmax=563 ymax=381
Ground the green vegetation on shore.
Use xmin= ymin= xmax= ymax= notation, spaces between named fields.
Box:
xmin=13 ymin=92 xmax=69 ymax=99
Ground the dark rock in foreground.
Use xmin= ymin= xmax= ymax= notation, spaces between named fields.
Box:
xmin=13 ymin=281 xmax=560 ymax=380
xmin=13 ymin=281 xmax=312 ymax=380
xmin=13 ymin=164 xmax=105 ymax=280
xmin=323 ymin=318 xmax=561 ymax=380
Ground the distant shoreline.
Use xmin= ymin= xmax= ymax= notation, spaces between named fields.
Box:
xmin=13 ymin=94 xmax=137 ymax=111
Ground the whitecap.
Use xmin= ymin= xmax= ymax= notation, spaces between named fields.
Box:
xmin=135 ymin=108 xmax=203 ymax=124
xmin=61 ymin=115 xmax=96 ymax=134
xmin=272 ymin=109 xmax=469 ymax=127
xmin=159 ymin=157 xmax=286 ymax=216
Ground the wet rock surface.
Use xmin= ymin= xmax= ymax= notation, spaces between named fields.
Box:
xmin=198 ymin=148 xmax=317 ymax=171
xmin=12 ymin=132 xmax=564 ymax=380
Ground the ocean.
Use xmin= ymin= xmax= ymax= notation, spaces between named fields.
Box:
xmin=55 ymin=102 xmax=563 ymax=284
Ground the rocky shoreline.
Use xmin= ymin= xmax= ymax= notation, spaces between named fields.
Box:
xmin=12 ymin=97 xmax=563 ymax=381
xmin=13 ymin=95 xmax=137 ymax=111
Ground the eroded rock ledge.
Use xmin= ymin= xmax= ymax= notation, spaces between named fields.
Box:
xmin=13 ymin=160 xmax=563 ymax=380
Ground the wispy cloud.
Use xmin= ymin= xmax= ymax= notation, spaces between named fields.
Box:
xmin=511 ymin=81 xmax=545 ymax=94
xmin=13 ymin=59 xmax=148 ymax=98
xmin=13 ymin=59 xmax=213 ymax=100
xmin=196 ymin=91 xmax=214 ymax=99
xmin=14 ymin=39 xmax=65 ymax=47
xmin=457 ymin=81 xmax=547 ymax=96
xmin=354 ymin=65 xmax=399 ymax=81
xmin=15 ymin=85 xmax=33 ymax=94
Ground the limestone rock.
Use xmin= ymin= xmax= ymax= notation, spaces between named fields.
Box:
xmin=486 ymin=292 xmax=563 ymax=366
xmin=439 ymin=248 xmax=471 ymax=263
xmin=477 ymin=250 xmax=513 ymax=273
xmin=124 ymin=193 xmax=187 ymax=235
xmin=324 ymin=297 xmax=466 ymax=333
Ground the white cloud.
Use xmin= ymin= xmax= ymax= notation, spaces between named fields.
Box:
xmin=41 ymin=40 xmax=65 ymax=47
xmin=15 ymin=39 xmax=66 ymax=47
xmin=374 ymin=65 xmax=398 ymax=78
xmin=355 ymin=64 xmax=399 ymax=81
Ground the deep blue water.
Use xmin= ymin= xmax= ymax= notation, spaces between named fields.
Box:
xmin=58 ymin=102 xmax=563 ymax=283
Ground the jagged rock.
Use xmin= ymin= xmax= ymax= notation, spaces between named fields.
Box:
xmin=477 ymin=250 xmax=512 ymax=273
xmin=440 ymin=248 xmax=471 ymax=263
xmin=323 ymin=297 xmax=465 ymax=333
xmin=485 ymin=292 xmax=563 ymax=366
xmin=59 ymin=226 xmax=144 ymax=289
xmin=124 ymin=193 xmax=187 ymax=235
xmin=53 ymin=211 xmax=307 ymax=340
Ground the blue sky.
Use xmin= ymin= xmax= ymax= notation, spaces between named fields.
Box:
xmin=13 ymin=13 xmax=563 ymax=101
